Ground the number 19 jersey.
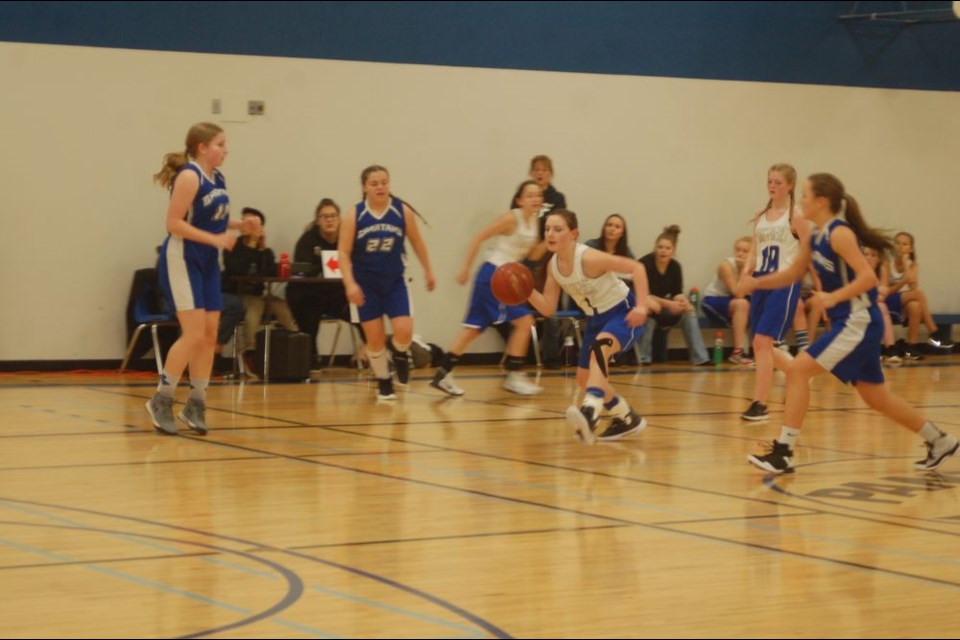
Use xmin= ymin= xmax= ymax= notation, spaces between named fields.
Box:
xmin=753 ymin=208 xmax=799 ymax=276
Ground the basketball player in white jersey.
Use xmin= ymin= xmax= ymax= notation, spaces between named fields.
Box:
xmin=527 ymin=209 xmax=657 ymax=444
xmin=740 ymin=163 xmax=807 ymax=422
xmin=701 ymin=236 xmax=754 ymax=365
xmin=431 ymin=181 xmax=545 ymax=396
xmin=147 ymin=123 xmax=260 ymax=436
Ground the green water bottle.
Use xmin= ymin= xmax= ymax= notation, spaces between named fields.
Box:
xmin=689 ymin=287 xmax=700 ymax=314
xmin=713 ymin=331 xmax=725 ymax=365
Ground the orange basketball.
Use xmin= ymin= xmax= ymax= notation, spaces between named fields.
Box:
xmin=490 ymin=262 xmax=535 ymax=306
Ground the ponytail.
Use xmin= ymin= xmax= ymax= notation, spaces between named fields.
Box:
xmin=842 ymin=194 xmax=892 ymax=254
xmin=808 ymin=173 xmax=892 ymax=253
xmin=153 ymin=151 xmax=189 ymax=189
xmin=154 ymin=122 xmax=223 ymax=189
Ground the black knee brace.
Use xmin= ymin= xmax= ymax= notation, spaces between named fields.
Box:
xmin=591 ymin=337 xmax=614 ymax=378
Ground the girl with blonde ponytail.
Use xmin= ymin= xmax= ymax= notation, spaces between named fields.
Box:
xmin=145 ymin=123 xmax=260 ymax=436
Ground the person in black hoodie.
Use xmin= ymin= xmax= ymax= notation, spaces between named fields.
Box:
xmin=222 ymin=207 xmax=298 ymax=369
xmin=287 ymin=198 xmax=356 ymax=366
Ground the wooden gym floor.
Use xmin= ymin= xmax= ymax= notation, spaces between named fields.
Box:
xmin=1 ymin=356 xmax=959 ymax=638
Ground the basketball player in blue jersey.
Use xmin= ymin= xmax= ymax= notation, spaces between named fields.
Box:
xmin=527 ymin=210 xmax=657 ymax=444
xmin=146 ymin=123 xmax=260 ymax=435
xmin=740 ymin=163 xmax=807 ymax=422
xmin=740 ymin=173 xmax=958 ymax=474
xmin=339 ymin=165 xmax=436 ymax=400
xmin=430 ymin=180 xmax=546 ymax=397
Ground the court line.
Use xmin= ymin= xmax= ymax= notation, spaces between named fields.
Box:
xmin=0 ymin=519 xmax=312 ymax=639
xmin=155 ymin=436 xmax=960 ymax=593
xmin=0 ymin=499 xmax=514 ymax=639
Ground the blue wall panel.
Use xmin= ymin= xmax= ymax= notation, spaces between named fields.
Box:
xmin=2 ymin=1 xmax=959 ymax=91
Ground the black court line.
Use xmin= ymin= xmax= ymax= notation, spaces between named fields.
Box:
xmin=0 ymin=502 xmax=513 ymax=639
xmin=79 ymin=382 xmax=956 ymax=485
xmin=162 ymin=436 xmax=960 ymax=593
xmin=288 ymin=523 xmax=631 ymax=551
xmin=1 ymin=356 xmax=957 ymax=390
xmin=0 ymin=454 xmax=270 ymax=473
xmin=0 ymin=519 xmax=306 ymax=640
xmin=8 ymin=384 xmax=960 ymax=604
xmin=654 ymin=511 xmax=824 ymax=526
xmin=84 ymin=384 xmax=931 ymax=479
xmin=19 ymin=377 xmax=960 ymax=547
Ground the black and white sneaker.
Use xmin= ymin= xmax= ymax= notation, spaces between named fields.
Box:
xmin=740 ymin=401 xmax=769 ymax=422
xmin=566 ymin=405 xmax=598 ymax=445
xmin=377 ymin=378 xmax=397 ymax=401
xmin=928 ymin=337 xmax=954 ymax=350
xmin=747 ymin=440 xmax=795 ymax=474
xmin=429 ymin=369 xmax=464 ymax=396
xmin=914 ymin=434 xmax=959 ymax=471
xmin=904 ymin=347 xmax=925 ymax=361
xmin=598 ymin=413 xmax=647 ymax=441
xmin=392 ymin=350 xmax=411 ymax=387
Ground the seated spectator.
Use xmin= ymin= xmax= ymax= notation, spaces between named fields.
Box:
xmin=862 ymin=244 xmax=902 ymax=366
xmin=585 ymin=213 xmax=636 ymax=262
xmin=222 ymin=207 xmax=298 ymax=371
xmin=701 ymin=236 xmax=753 ymax=365
xmin=287 ymin=198 xmax=359 ymax=367
xmin=638 ymin=225 xmax=710 ymax=365
xmin=212 ymin=290 xmax=244 ymax=374
xmin=886 ymin=231 xmax=952 ymax=359
xmin=585 ymin=214 xmax=637 ymax=366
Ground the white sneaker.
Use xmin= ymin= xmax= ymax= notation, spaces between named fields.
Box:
xmin=502 ymin=371 xmax=542 ymax=396
xmin=566 ymin=404 xmax=598 ymax=445
xmin=915 ymin=433 xmax=960 ymax=471
xmin=430 ymin=369 xmax=464 ymax=396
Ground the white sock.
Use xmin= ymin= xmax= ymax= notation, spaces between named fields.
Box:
xmin=918 ymin=421 xmax=943 ymax=444
xmin=157 ymin=370 xmax=180 ymax=398
xmin=368 ymin=348 xmax=389 ymax=380
xmin=189 ymin=379 xmax=208 ymax=403
xmin=582 ymin=392 xmax=604 ymax=414
xmin=604 ymin=395 xmax=630 ymax=419
xmin=778 ymin=426 xmax=801 ymax=449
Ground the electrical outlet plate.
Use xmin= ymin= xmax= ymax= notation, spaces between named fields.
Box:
xmin=248 ymin=100 xmax=265 ymax=116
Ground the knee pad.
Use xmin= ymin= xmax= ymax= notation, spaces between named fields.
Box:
xmin=591 ymin=337 xmax=614 ymax=378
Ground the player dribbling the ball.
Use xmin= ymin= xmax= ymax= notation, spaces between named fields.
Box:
xmin=527 ymin=209 xmax=658 ymax=444
xmin=430 ymin=180 xmax=546 ymax=396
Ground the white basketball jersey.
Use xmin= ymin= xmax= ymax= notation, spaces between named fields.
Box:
xmin=703 ymin=256 xmax=736 ymax=297
xmin=486 ymin=209 xmax=539 ymax=266
xmin=754 ymin=208 xmax=799 ymax=275
xmin=550 ymin=244 xmax=629 ymax=316
xmin=888 ymin=260 xmax=911 ymax=291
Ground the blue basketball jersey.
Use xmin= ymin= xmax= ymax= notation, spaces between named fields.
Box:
xmin=352 ymin=197 xmax=406 ymax=277
xmin=181 ymin=162 xmax=230 ymax=234
xmin=158 ymin=162 xmax=229 ymax=312
xmin=811 ymin=218 xmax=878 ymax=321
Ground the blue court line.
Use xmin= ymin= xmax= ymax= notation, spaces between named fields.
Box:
xmin=0 ymin=499 xmax=508 ymax=638
xmin=309 ymin=585 xmax=484 ymax=638
xmin=0 ymin=519 xmax=315 ymax=638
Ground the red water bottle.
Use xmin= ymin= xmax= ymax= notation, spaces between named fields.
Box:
xmin=279 ymin=252 xmax=290 ymax=278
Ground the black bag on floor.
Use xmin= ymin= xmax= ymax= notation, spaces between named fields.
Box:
xmin=254 ymin=329 xmax=312 ymax=380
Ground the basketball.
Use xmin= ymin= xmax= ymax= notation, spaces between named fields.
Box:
xmin=490 ymin=262 xmax=534 ymax=306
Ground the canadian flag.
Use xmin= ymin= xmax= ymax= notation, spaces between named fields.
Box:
xmin=321 ymin=250 xmax=343 ymax=279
